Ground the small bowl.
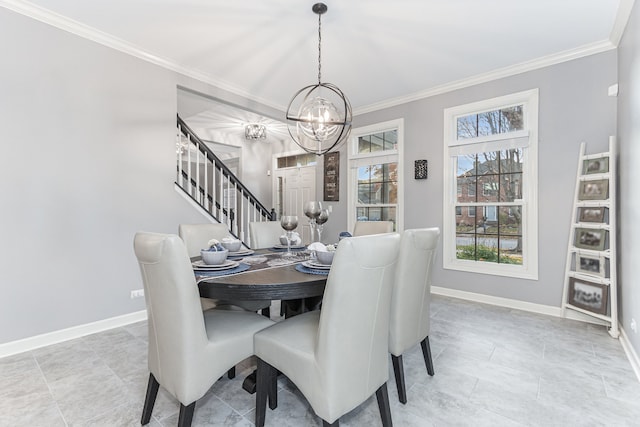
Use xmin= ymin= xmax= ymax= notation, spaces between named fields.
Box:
xmin=316 ymin=251 xmax=335 ymax=265
xmin=221 ymin=240 xmax=242 ymax=252
xmin=200 ymin=249 xmax=229 ymax=265
xmin=279 ymin=236 xmax=289 ymax=245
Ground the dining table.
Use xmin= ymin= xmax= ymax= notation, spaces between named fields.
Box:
xmin=194 ymin=248 xmax=329 ymax=393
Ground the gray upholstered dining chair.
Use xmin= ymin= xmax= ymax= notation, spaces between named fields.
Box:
xmin=178 ymin=223 xmax=233 ymax=311
xmin=249 ymin=221 xmax=283 ymax=249
xmin=134 ymin=232 xmax=274 ymax=427
xmin=352 ymin=220 xmax=394 ymax=236
xmin=178 ymin=223 xmax=236 ymax=256
xmin=253 ymin=233 xmax=401 ymax=427
xmin=178 ymin=223 xmax=270 ymax=316
xmin=388 ymin=227 xmax=440 ymax=404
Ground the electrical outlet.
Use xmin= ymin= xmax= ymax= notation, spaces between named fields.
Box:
xmin=631 ymin=318 xmax=637 ymax=334
xmin=130 ymin=289 xmax=145 ymax=299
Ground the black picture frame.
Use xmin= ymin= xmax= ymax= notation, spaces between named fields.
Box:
xmin=568 ymin=277 xmax=608 ymax=315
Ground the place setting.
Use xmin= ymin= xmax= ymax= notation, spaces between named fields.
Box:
xmin=296 ymin=242 xmax=335 ymax=276
xmin=194 ymin=238 xmax=251 ymax=277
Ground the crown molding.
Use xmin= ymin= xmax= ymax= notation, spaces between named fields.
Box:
xmin=610 ymin=0 xmax=636 ymax=46
xmin=354 ymin=39 xmax=616 ymax=115
xmin=2 ymin=0 xmax=627 ymax=117
xmin=0 ymin=0 xmax=284 ymax=111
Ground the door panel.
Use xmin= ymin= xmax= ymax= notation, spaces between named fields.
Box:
xmin=276 ymin=166 xmax=316 ymax=243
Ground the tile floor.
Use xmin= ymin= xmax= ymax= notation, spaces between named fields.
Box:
xmin=2 ymin=296 xmax=640 ymax=426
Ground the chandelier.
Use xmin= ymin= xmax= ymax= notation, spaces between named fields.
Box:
xmin=285 ymin=3 xmax=352 ymax=156
xmin=245 ymin=124 xmax=267 ymax=140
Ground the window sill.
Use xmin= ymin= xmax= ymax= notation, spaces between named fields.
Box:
xmin=443 ymin=259 xmax=538 ymax=281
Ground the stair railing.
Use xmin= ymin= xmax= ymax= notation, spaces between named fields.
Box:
xmin=176 ymin=115 xmax=274 ymax=248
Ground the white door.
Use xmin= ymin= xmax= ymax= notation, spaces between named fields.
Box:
xmin=274 ymin=166 xmax=316 ymax=243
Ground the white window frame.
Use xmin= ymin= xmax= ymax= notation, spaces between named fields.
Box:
xmin=348 ymin=119 xmax=404 ymax=234
xmin=443 ymin=89 xmax=538 ymax=280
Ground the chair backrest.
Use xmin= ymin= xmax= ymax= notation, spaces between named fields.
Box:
xmin=352 ymin=220 xmax=394 ymax=236
xmin=249 ymin=221 xmax=282 ymax=249
xmin=315 ymin=233 xmax=401 ymax=416
xmin=388 ymin=228 xmax=440 ymax=356
xmin=133 ymin=232 xmax=208 ymax=402
xmin=178 ymin=223 xmax=231 ymax=258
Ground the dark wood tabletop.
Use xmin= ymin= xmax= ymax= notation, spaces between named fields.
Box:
xmin=197 ymin=251 xmax=327 ymax=301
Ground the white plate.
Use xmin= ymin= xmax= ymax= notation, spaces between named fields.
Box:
xmin=192 ymin=260 xmax=239 ymax=270
xmin=302 ymin=261 xmax=331 ymax=270
xmin=228 ymin=249 xmax=255 ymax=257
xmin=274 ymin=244 xmax=306 ymax=250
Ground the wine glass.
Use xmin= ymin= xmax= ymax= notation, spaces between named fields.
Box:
xmin=303 ymin=201 xmax=322 ymax=241
xmin=316 ymin=209 xmax=329 ymax=243
xmin=280 ymin=215 xmax=299 ymax=257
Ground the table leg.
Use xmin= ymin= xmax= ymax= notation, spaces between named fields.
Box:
xmin=242 ymin=371 xmax=257 ymax=394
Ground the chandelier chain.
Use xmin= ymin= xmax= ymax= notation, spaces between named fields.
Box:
xmin=317 ymin=12 xmax=322 ymax=84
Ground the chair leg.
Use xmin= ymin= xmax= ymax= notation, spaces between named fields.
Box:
xmin=391 ymin=354 xmax=407 ymax=404
xmin=375 ymin=383 xmax=393 ymax=427
xmin=261 ymin=306 xmax=271 ymax=318
xmin=256 ymin=358 xmax=277 ymax=427
xmin=141 ymin=373 xmax=160 ymax=425
xmin=227 ymin=366 xmax=236 ymax=379
xmin=420 ymin=337 xmax=435 ymax=376
xmin=177 ymin=402 xmax=195 ymax=427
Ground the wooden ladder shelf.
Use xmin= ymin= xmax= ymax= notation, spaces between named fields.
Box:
xmin=561 ymin=137 xmax=619 ymax=338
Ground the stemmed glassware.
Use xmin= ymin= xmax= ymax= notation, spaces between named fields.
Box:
xmin=303 ymin=201 xmax=322 ymax=242
xmin=316 ymin=209 xmax=329 ymax=243
xmin=280 ymin=215 xmax=299 ymax=257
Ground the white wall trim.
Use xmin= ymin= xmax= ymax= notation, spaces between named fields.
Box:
xmin=433 ymin=285 xmax=562 ymax=317
xmin=355 ymin=41 xmax=615 ymax=115
xmin=620 ymin=327 xmax=640 ymax=382
xmin=431 ymin=285 xmax=610 ymax=325
xmin=0 ymin=0 xmax=282 ymax=112
xmin=0 ymin=0 xmax=626 ymax=118
xmin=0 ymin=310 xmax=147 ymax=358
xmin=433 ymin=285 xmax=640 ymax=383
xmin=610 ymin=0 xmax=637 ymax=46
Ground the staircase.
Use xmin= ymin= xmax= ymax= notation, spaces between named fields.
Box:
xmin=176 ymin=115 xmax=274 ymax=248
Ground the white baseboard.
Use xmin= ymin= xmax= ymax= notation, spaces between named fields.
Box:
xmin=0 ymin=310 xmax=147 ymax=359
xmin=431 ymin=286 xmax=640 ymax=382
xmin=620 ymin=327 xmax=640 ymax=382
xmin=431 ymin=286 xmax=611 ymax=326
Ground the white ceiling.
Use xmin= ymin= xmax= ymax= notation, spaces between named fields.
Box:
xmin=4 ymin=0 xmax=631 ymax=115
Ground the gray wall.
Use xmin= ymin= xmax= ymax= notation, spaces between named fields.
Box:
xmin=0 ymin=8 xmax=277 ymax=344
xmin=0 ymin=3 xmax=631 ymax=354
xmin=337 ymin=51 xmax=618 ymax=308
xmin=617 ymin=1 xmax=640 ymax=357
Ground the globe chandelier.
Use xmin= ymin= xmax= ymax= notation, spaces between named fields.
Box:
xmin=285 ymin=3 xmax=352 ymax=156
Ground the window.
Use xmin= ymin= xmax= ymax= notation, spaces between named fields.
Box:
xmin=443 ymin=89 xmax=538 ymax=279
xmin=349 ymin=119 xmax=403 ymax=233
xmin=277 ymin=153 xmax=317 ymax=168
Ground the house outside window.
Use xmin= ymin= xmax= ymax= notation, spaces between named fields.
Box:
xmin=443 ymin=89 xmax=538 ymax=279
xmin=348 ymin=119 xmax=403 ymax=233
